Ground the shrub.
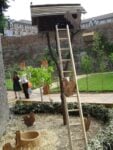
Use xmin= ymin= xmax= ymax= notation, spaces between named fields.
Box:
xmin=88 ymin=109 xmax=113 ymax=149
xmin=10 ymin=102 xmax=110 ymax=123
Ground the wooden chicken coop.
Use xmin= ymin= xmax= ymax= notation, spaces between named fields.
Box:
xmin=30 ymin=3 xmax=86 ymax=32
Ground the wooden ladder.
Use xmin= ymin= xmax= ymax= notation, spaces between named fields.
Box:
xmin=56 ymin=24 xmax=88 ymax=150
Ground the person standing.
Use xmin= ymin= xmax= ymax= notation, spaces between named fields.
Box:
xmin=20 ymin=74 xmax=29 ymax=99
xmin=12 ymin=71 xmax=22 ymax=99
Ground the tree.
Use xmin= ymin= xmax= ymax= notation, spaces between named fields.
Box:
xmin=21 ymin=66 xmax=54 ymax=87
xmin=46 ymin=32 xmax=68 ymax=125
xmin=19 ymin=66 xmax=54 ymax=101
xmin=0 ymin=0 xmax=9 ymax=34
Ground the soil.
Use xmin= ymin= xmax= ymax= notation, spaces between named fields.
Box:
xmin=0 ymin=114 xmax=103 ymax=150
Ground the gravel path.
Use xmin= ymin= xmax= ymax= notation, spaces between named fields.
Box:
xmin=8 ymin=89 xmax=113 ymax=104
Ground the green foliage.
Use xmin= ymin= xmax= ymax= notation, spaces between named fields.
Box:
xmin=0 ymin=15 xmax=7 ymax=33
xmin=109 ymin=53 xmax=113 ymax=63
xmin=5 ymin=64 xmax=20 ymax=79
xmin=44 ymin=48 xmax=57 ymax=67
xmin=11 ymin=102 xmax=62 ymax=115
xmin=78 ymin=72 xmax=113 ymax=92
xmin=11 ymin=102 xmax=110 ymax=123
xmin=80 ymin=54 xmax=93 ymax=91
xmin=88 ymin=109 xmax=113 ymax=149
xmin=6 ymin=72 xmax=113 ymax=92
xmin=92 ymin=33 xmax=107 ymax=91
xmin=0 ymin=0 xmax=9 ymax=33
xmin=19 ymin=66 xmax=54 ymax=87
xmin=92 ymin=32 xmax=106 ymax=72
xmin=109 ymin=53 xmax=113 ymax=70
xmin=51 ymin=72 xmax=113 ymax=93
xmin=83 ymin=104 xmax=110 ymax=123
xmin=0 ymin=0 xmax=9 ymax=10
xmin=81 ymin=54 xmax=93 ymax=74
xmin=5 ymin=64 xmax=20 ymax=90
xmin=5 ymin=79 xmax=12 ymax=90
xmin=99 ymin=61 xmax=106 ymax=72
xmin=104 ymin=41 xmax=113 ymax=55
xmin=35 ymin=48 xmax=57 ymax=69
xmin=92 ymin=32 xmax=104 ymax=55
xmin=50 ymin=86 xmax=60 ymax=94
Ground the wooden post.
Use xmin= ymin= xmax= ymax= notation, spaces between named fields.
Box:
xmin=40 ymin=87 xmax=43 ymax=102
xmin=15 ymin=131 xmax=21 ymax=146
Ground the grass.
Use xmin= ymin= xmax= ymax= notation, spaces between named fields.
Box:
xmin=78 ymin=72 xmax=113 ymax=92
xmin=6 ymin=72 xmax=113 ymax=92
xmin=5 ymin=79 xmax=13 ymax=90
xmin=5 ymin=79 xmax=37 ymax=90
xmin=50 ymin=86 xmax=60 ymax=94
xmin=50 ymin=72 xmax=113 ymax=93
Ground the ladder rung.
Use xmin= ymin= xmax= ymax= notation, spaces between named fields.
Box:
xmin=59 ymin=38 xmax=68 ymax=40
xmin=68 ymin=109 xmax=79 ymax=112
xmin=63 ymin=70 xmax=72 ymax=73
xmin=62 ymin=59 xmax=71 ymax=62
xmin=70 ymin=122 xmax=81 ymax=126
xmin=60 ymin=48 xmax=69 ymax=51
xmin=75 ymin=137 xmax=84 ymax=141
xmin=72 ymin=137 xmax=84 ymax=141
xmin=71 ymin=95 xmax=77 ymax=97
xmin=58 ymin=29 xmax=67 ymax=31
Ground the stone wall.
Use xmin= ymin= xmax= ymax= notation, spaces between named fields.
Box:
xmin=74 ymin=23 xmax=113 ymax=49
xmin=0 ymin=35 xmax=9 ymax=137
xmin=1 ymin=22 xmax=113 ymax=70
xmin=1 ymin=34 xmax=47 ymax=68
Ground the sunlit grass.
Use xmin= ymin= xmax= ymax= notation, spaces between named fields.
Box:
xmin=50 ymin=72 xmax=113 ymax=93
xmin=78 ymin=72 xmax=113 ymax=92
xmin=6 ymin=72 xmax=113 ymax=92
xmin=5 ymin=79 xmax=13 ymax=90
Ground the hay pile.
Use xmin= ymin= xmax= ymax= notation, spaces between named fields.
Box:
xmin=0 ymin=114 xmax=102 ymax=150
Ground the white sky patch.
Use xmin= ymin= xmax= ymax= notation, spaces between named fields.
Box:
xmin=5 ymin=0 xmax=113 ymax=21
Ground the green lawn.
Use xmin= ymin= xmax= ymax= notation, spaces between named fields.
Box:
xmin=78 ymin=72 xmax=113 ymax=92
xmin=6 ymin=72 xmax=113 ymax=92
xmin=50 ymin=72 xmax=113 ymax=93
xmin=5 ymin=79 xmax=13 ymax=90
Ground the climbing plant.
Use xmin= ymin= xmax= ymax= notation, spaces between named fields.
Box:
xmin=92 ymin=32 xmax=105 ymax=72
xmin=92 ymin=32 xmax=107 ymax=91
xmin=81 ymin=54 xmax=93 ymax=91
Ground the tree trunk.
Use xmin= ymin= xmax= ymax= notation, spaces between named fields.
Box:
xmin=46 ymin=32 xmax=68 ymax=125
xmin=0 ymin=35 xmax=9 ymax=137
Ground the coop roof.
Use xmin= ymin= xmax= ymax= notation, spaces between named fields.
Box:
xmin=30 ymin=4 xmax=86 ymax=17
